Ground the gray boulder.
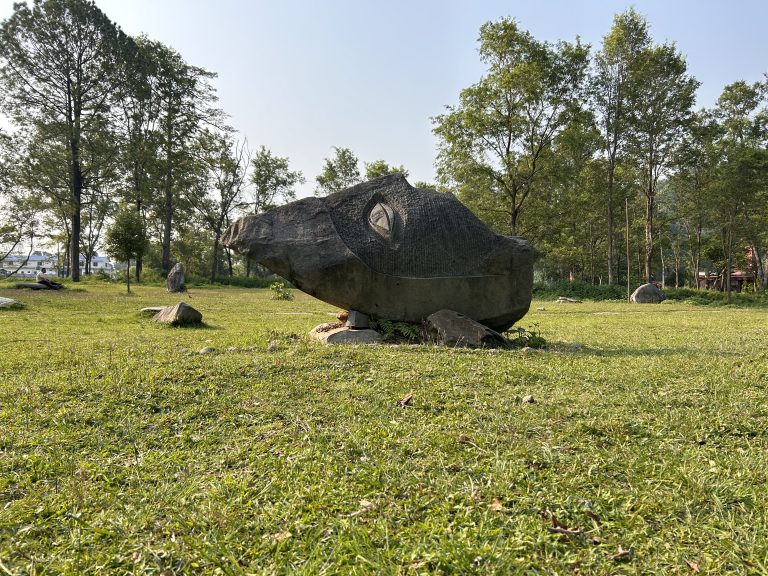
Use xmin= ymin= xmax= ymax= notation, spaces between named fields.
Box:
xmin=222 ymin=174 xmax=535 ymax=332
xmin=0 ymin=297 xmax=19 ymax=309
xmin=630 ymin=283 xmax=665 ymax=304
xmin=153 ymin=302 xmax=202 ymax=326
xmin=309 ymin=323 xmax=382 ymax=345
xmin=166 ymin=263 xmax=186 ymax=293
xmin=425 ymin=309 xmax=507 ymax=348
xmin=15 ymin=282 xmax=55 ymax=290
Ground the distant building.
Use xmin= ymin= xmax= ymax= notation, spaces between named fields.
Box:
xmin=0 ymin=251 xmax=116 ymax=278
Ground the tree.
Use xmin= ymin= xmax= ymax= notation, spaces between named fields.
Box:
xmin=712 ymin=81 xmax=768 ymax=299
xmin=433 ymin=18 xmax=589 ymax=236
xmin=116 ymin=35 xmax=164 ymax=281
xmin=0 ymin=0 xmax=132 ymax=281
xmin=144 ymin=39 xmax=221 ymax=275
xmin=249 ymin=146 xmax=303 ymax=213
xmin=185 ymin=130 xmax=249 ymax=281
xmin=364 ymin=160 xmax=408 ymax=181
xmin=591 ymin=9 xmax=651 ymax=284
xmin=627 ymin=42 xmax=698 ymax=282
xmin=315 ymin=147 xmax=360 ymax=195
xmin=667 ymin=111 xmax=720 ymax=287
xmin=104 ymin=204 xmax=147 ymax=293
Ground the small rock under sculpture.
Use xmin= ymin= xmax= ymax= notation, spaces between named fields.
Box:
xmin=222 ymin=174 xmax=535 ymax=331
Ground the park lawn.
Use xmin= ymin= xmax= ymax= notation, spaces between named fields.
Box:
xmin=0 ymin=282 xmax=767 ymax=575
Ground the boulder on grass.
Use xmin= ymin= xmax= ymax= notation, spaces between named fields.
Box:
xmin=153 ymin=302 xmax=202 ymax=326
xmin=425 ymin=309 xmax=507 ymax=348
xmin=630 ymin=283 xmax=665 ymax=304
xmin=309 ymin=323 xmax=382 ymax=345
xmin=15 ymin=282 xmax=53 ymax=290
xmin=166 ymin=263 xmax=186 ymax=293
xmin=0 ymin=297 xmax=19 ymax=308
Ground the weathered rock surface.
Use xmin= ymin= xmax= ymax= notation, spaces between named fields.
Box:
xmin=425 ymin=309 xmax=507 ymax=348
xmin=222 ymin=174 xmax=535 ymax=332
xmin=0 ymin=297 xmax=19 ymax=308
xmin=166 ymin=263 xmax=186 ymax=293
xmin=630 ymin=283 xmax=665 ymax=304
xmin=345 ymin=310 xmax=369 ymax=329
xmin=309 ymin=323 xmax=382 ymax=345
xmin=555 ymin=297 xmax=581 ymax=304
xmin=153 ymin=302 xmax=202 ymax=326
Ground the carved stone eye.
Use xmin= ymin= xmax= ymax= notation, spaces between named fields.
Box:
xmin=369 ymin=202 xmax=394 ymax=237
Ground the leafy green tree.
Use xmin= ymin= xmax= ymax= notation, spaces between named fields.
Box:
xmin=667 ymin=111 xmax=721 ymax=286
xmin=142 ymin=39 xmax=221 ymax=275
xmin=315 ymin=147 xmax=360 ymax=195
xmin=364 ymin=160 xmax=408 ymax=181
xmin=116 ymin=35 xmax=166 ymax=281
xmin=433 ymin=17 xmax=589 ymax=236
xmin=104 ymin=204 xmax=148 ymax=293
xmin=627 ymin=43 xmax=698 ymax=282
xmin=0 ymin=0 xmax=132 ymax=281
xmin=591 ymin=9 xmax=651 ymax=284
xmin=249 ymin=146 xmax=304 ymax=213
xmin=185 ymin=130 xmax=250 ymax=281
xmin=712 ymin=81 xmax=768 ymax=298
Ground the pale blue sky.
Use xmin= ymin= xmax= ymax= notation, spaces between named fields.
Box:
xmin=1 ymin=0 xmax=766 ymax=196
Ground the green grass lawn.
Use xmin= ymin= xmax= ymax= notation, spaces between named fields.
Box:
xmin=1 ymin=282 xmax=767 ymax=575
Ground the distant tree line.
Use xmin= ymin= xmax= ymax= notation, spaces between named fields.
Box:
xmin=1 ymin=3 xmax=766 ymax=295
xmin=433 ymin=10 xmax=768 ymax=295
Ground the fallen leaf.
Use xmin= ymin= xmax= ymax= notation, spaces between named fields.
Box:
xmin=685 ymin=560 xmax=700 ymax=572
xmin=343 ymin=499 xmax=374 ymax=518
xmin=489 ymin=498 xmax=504 ymax=511
xmin=459 ymin=434 xmax=474 ymax=444
xmin=609 ymin=546 xmax=634 ymax=561
xmin=398 ymin=392 xmax=414 ymax=407
xmin=274 ymin=531 xmax=292 ymax=542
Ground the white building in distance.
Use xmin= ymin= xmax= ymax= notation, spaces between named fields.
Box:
xmin=0 ymin=251 xmax=115 ymax=278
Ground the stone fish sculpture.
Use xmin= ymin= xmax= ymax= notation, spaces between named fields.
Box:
xmin=222 ymin=174 xmax=535 ymax=331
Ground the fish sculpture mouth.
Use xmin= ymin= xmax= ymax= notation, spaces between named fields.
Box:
xmin=222 ymin=174 xmax=535 ymax=331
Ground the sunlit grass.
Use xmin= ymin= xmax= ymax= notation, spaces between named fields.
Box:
xmin=1 ymin=282 xmax=767 ymax=574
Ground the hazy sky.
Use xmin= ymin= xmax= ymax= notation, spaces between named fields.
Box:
xmin=1 ymin=0 xmax=766 ymax=197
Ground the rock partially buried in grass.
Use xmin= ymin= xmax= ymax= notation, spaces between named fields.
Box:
xmin=309 ymin=323 xmax=383 ymax=345
xmin=222 ymin=174 xmax=535 ymax=332
xmin=153 ymin=302 xmax=202 ymax=326
xmin=0 ymin=297 xmax=20 ymax=309
xmin=630 ymin=283 xmax=665 ymax=304
xmin=425 ymin=309 xmax=507 ymax=348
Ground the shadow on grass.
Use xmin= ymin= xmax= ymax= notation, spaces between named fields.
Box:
xmin=159 ymin=322 xmax=224 ymax=330
xmin=590 ymin=346 xmax=740 ymax=358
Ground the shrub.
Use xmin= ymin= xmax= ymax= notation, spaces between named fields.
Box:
xmin=269 ymin=281 xmax=294 ymax=300
xmin=369 ymin=317 xmax=424 ymax=342
xmin=505 ymin=325 xmax=547 ymax=349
